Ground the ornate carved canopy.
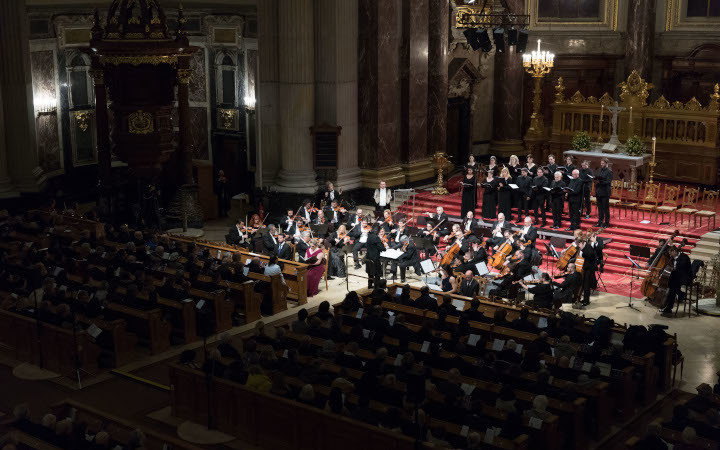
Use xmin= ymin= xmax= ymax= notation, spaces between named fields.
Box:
xmin=104 ymin=0 xmax=171 ymax=41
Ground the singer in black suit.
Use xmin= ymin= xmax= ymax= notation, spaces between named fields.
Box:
xmin=549 ymin=172 xmax=566 ymax=229
xmin=515 ymin=167 xmax=533 ymax=221
xmin=660 ymin=247 xmax=693 ymax=314
xmin=566 ymin=170 xmax=584 ymax=231
xmin=595 ymin=158 xmax=613 ymax=227
xmin=579 ymin=161 xmax=594 ymax=218
xmin=481 ymin=172 xmax=498 ymax=220
xmin=532 ymin=167 xmax=549 ymax=226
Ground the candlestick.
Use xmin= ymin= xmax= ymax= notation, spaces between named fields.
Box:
xmin=649 ymin=136 xmax=657 ymax=184
xmin=598 ymin=104 xmax=604 ymax=140
xmin=629 ymin=106 xmax=633 ymax=123
xmin=537 ymin=39 xmax=541 ymax=53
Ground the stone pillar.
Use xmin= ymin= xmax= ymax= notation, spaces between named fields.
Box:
xmin=315 ymin=0 xmax=362 ymax=190
xmin=91 ymin=66 xmax=111 ymax=186
xmin=177 ymin=65 xmax=195 ymax=185
xmin=358 ymin=0 xmax=404 ymax=186
xmin=401 ymin=0 xmax=428 ymax=163
xmin=257 ymin=0 xmax=280 ymax=186
xmin=273 ymin=0 xmax=317 ymax=193
xmin=0 ymin=84 xmax=13 ymax=195
xmin=427 ymin=0 xmax=449 ymax=157
xmin=625 ymin=0 xmax=656 ymax=80
xmin=490 ymin=0 xmax=525 ymax=157
xmin=0 ymin=0 xmax=43 ymax=192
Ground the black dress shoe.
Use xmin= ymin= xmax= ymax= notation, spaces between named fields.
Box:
xmin=327 ymin=276 xmax=335 ymax=280
xmin=400 ymin=279 xmax=406 ymax=283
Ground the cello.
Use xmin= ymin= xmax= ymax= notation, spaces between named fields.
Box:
xmin=641 ymin=230 xmax=685 ymax=307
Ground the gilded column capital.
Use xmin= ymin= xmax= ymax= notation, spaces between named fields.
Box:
xmin=177 ymin=69 xmax=192 ymax=84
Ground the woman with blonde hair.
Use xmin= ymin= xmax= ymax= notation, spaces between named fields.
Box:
xmin=497 ymin=166 xmax=513 ymax=221
xmin=508 ymin=154 xmax=521 ymax=213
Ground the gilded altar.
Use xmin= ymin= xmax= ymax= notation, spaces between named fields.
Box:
xmin=549 ymin=71 xmax=720 ymax=185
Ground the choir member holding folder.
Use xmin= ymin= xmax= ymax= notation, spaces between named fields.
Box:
xmin=497 ymin=167 xmax=513 ymax=221
xmin=460 ymin=167 xmax=477 ymax=218
xmin=481 ymin=170 xmax=498 ymax=220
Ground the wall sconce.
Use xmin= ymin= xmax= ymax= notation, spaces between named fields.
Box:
xmin=243 ymin=95 xmax=256 ymax=113
xmin=34 ymin=93 xmax=57 ymax=116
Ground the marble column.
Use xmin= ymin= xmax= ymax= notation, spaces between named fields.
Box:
xmin=91 ymin=66 xmax=111 ymax=186
xmin=0 ymin=83 xmax=13 ymax=196
xmin=625 ymin=0 xmax=656 ymax=80
xmin=427 ymin=0 xmax=449 ymax=157
xmin=401 ymin=0 xmax=428 ymax=163
xmin=177 ymin=65 xmax=195 ymax=185
xmin=315 ymin=0 xmax=362 ymax=190
xmin=0 ymin=0 xmax=43 ymax=192
xmin=358 ymin=0 xmax=404 ymax=186
xmin=273 ymin=0 xmax=317 ymax=193
xmin=490 ymin=0 xmax=525 ymax=157
xmin=257 ymin=0 xmax=280 ymax=186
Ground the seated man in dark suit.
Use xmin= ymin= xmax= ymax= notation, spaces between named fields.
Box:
xmin=458 ymin=270 xmax=480 ymax=297
xmin=226 ymin=219 xmax=248 ymax=246
xmin=275 ymin=233 xmax=293 ymax=260
xmin=413 ymin=286 xmax=438 ymax=311
xmin=552 ymin=263 xmax=582 ymax=308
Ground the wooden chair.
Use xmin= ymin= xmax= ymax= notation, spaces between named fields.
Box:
xmin=618 ymin=182 xmax=641 ymax=219
xmin=656 ymin=185 xmax=681 ymax=223
xmin=608 ymin=180 xmax=623 ymax=218
xmin=694 ymin=190 xmax=718 ymax=229
xmin=675 ymin=186 xmax=700 ymax=225
xmin=636 ymin=183 xmax=661 ymax=222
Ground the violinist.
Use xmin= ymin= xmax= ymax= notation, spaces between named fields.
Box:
xmin=378 ymin=228 xmax=390 ymax=250
xmin=226 ymin=218 xmax=248 ymax=247
xmin=299 ymin=200 xmax=316 ymax=223
xmin=325 ymin=200 xmax=346 ymax=225
xmin=248 ymin=214 xmax=266 ymax=253
xmin=462 ymin=211 xmax=479 ymax=234
xmin=419 ymin=222 xmax=440 ymax=256
xmin=487 ymin=213 xmax=509 ymax=247
xmin=281 ymin=209 xmax=295 ymax=232
xmin=378 ymin=209 xmax=395 ymax=234
xmin=390 ymin=219 xmax=408 ymax=248
xmin=351 ymin=219 xmax=373 ymax=269
xmin=552 ymin=262 xmax=582 ymax=309
xmin=313 ymin=210 xmax=328 ymax=227
xmin=293 ymin=218 xmax=308 ymax=241
xmin=659 ymin=246 xmax=693 ymax=315
xmin=346 ymin=207 xmax=364 ymax=229
xmin=517 ymin=216 xmax=538 ymax=247
xmin=390 ymin=236 xmax=422 ymax=283
xmin=425 ymin=206 xmax=449 ymax=234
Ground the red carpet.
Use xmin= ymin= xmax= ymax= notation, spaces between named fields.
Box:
xmin=398 ymin=190 xmax=713 ymax=299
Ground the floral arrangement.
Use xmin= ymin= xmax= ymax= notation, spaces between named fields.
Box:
xmin=571 ymin=131 xmax=592 ymax=151
xmin=624 ymin=135 xmax=646 ymax=156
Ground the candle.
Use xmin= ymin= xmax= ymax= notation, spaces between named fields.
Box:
xmin=600 ymin=104 xmax=604 ymax=122
xmin=652 ymin=136 xmax=656 ymax=152
xmin=629 ymin=106 xmax=633 ymax=123
xmin=537 ymin=39 xmax=541 ymax=53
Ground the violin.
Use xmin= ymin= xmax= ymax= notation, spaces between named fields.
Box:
xmin=331 ymin=205 xmax=348 ymax=214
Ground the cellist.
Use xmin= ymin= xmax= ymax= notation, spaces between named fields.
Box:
xmin=488 ymin=212 xmax=509 ymax=247
xmin=659 ymin=245 xmax=693 ymax=315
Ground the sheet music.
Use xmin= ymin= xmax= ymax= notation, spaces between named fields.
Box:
xmin=420 ymin=259 xmax=435 ymax=274
xmin=380 ymin=249 xmax=403 ymax=259
xmin=475 ymin=262 xmax=489 ymax=276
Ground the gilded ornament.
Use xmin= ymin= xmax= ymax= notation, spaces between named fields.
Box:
xmin=709 ymin=83 xmax=720 ymax=112
xmin=74 ymin=111 xmax=91 ymax=132
xmin=100 ymin=55 xmax=178 ymax=66
xmin=125 ymin=32 xmax=144 ymax=39
xmin=671 ymin=101 xmax=684 ymax=110
xmin=218 ymin=108 xmax=236 ymax=129
xmin=618 ymin=70 xmax=653 ymax=106
xmin=599 ymin=93 xmax=613 ymax=106
xmin=128 ymin=110 xmax=154 ymax=134
xmin=554 ymin=77 xmax=565 ymax=103
xmin=150 ymin=32 xmax=167 ymax=39
xmin=586 ymin=96 xmax=598 ymax=104
xmin=684 ymin=97 xmax=702 ymax=112
xmin=177 ymin=69 xmax=193 ymax=84
xmin=653 ymin=95 xmax=670 ymax=109
xmin=129 ymin=16 xmax=140 ymax=25
xmin=570 ymin=91 xmax=585 ymax=103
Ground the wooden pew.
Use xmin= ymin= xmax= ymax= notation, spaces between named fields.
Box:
xmin=169 ymin=363 xmax=419 ymax=450
xmin=51 ymin=399 xmax=205 ymax=450
xmin=29 ymin=209 xmax=105 ymax=239
xmin=166 ymin=234 xmax=309 ymax=305
xmin=4 ymin=431 xmax=62 ymax=450
xmin=157 ymin=296 xmax=198 ymax=344
xmin=75 ymin=315 xmax=137 ymax=367
xmin=188 ymin=287 xmax=233 ymax=333
xmin=226 ymin=280 xmax=262 ymax=324
xmin=0 ymin=309 xmax=99 ymax=377
xmin=105 ymin=303 xmax=170 ymax=355
xmin=245 ymin=272 xmax=288 ymax=315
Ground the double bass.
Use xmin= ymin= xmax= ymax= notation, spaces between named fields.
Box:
xmin=641 ymin=230 xmax=686 ymax=307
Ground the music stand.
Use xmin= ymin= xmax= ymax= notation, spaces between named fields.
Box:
xmin=416 ymin=215 xmax=427 ymax=227
xmin=310 ymin=223 xmax=329 ymax=238
xmin=617 ymin=254 xmax=642 ymax=311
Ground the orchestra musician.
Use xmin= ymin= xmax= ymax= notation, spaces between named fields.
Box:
xmin=487 ymin=212 xmax=509 ymax=247
xmin=580 ymin=160 xmax=594 ymax=219
xmin=646 ymin=239 xmax=667 ymax=269
xmin=324 ymin=181 xmax=342 ymax=203
xmin=373 ymin=180 xmax=392 ymax=213
xmin=378 ymin=209 xmax=395 ymax=234
xmin=517 ymin=216 xmax=538 ymax=247
xmin=226 ymin=218 xmax=248 ymax=247
xmin=325 ymin=225 xmax=349 ymax=279
xmin=390 ymin=219 xmax=409 ymax=248
xmin=313 ymin=209 xmax=327 ymax=226
xmin=364 ymin=227 xmax=386 ymax=288
xmin=325 ymin=200 xmax=346 ymax=225
xmin=566 ymin=169 xmax=584 ymax=231
xmin=281 ymin=209 xmax=297 ymax=236
xmin=390 ymin=236 xmax=422 ymax=283
xmin=517 ymin=273 xmax=554 ymax=310
xmin=248 ymin=214 xmax=266 ymax=253
xmin=351 ymin=219 xmax=373 ymax=269
xmin=532 ymin=166 xmax=549 ymax=227
xmin=659 ymin=245 xmax=693 ymax=314
xmin=552 ymin=262 xmax=582 ymax=309
xmin=275 ymin=233 xmax=292 ymax=260
xmin=595 ymin=158 xmax=613 ymax=228
xmin=550 ymin=171 xmax=566 ymax=229
xmin=347 ymin=208 xmax=364 ymax=229
xmin=419 ymin=222 xmax=440 ymax=256
xmin=262 ymin=224 xmax=279 ymax=254
xmin=462 ymin=211 xmax=479 ymax=234
xmin=296 ymin=231 xmax=312 ymax=262
xmin=299 ymin=200 xmax=316 ymax=224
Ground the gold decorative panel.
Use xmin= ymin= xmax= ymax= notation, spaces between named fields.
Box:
xmin=527 ymin=0 xmax=619 ymax=30
xmin=64 ymin=28 xmax=91 ymax=44
xmin=213 ymin=29 xmax=237 ymax=44
xmin=128 ymin=110 xmax=154 ymax=134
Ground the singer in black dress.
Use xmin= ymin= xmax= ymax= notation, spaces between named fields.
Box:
xmin=497 ymin=167 xmax=513 ymax=221
xmin=481 ymin=171 xmax=498 ymax=220
xmin=460 ymin=168 xmax=477 ymax=218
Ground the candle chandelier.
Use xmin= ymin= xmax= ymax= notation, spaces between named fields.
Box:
xmin=523 ymin=39 xmax=555 ymax=139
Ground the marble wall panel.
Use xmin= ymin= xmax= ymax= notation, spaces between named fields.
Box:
xmin=402 ymin=0 xmax=429 ymax=162
xmin=189 ymin=48 xmax=207 ymax=103
xmin=190 ymin=107 xmax=209 ymax=160
xmin=358 ymin=0 xmax=380 ymax=168
xmin=247 ymin=49 xmax=257 ymax=102
xmin=492 ymin=46 xmax=524 ymax=142
xmin=625 ymin=0 xmax=656 ymax=79
xmin=427 ymin=0 xmax=449 ymax=157
xmin=31 ymin=50 xmax=61 ymax=172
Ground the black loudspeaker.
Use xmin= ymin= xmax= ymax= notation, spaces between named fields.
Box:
xmin=463 ymin=28 xmax=492 ymax=52
xmin=463 ymin=28 xmax=481 ymax=50
xmin=508 ymin=29 xmax=518 ymax=46
xmin=477 ymin=29 xmax=493 ymax=52
xmin=517 ymin=30 xmax=529 ymax=53
xmin=493 ymin=28 xmax=505 ymax=53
